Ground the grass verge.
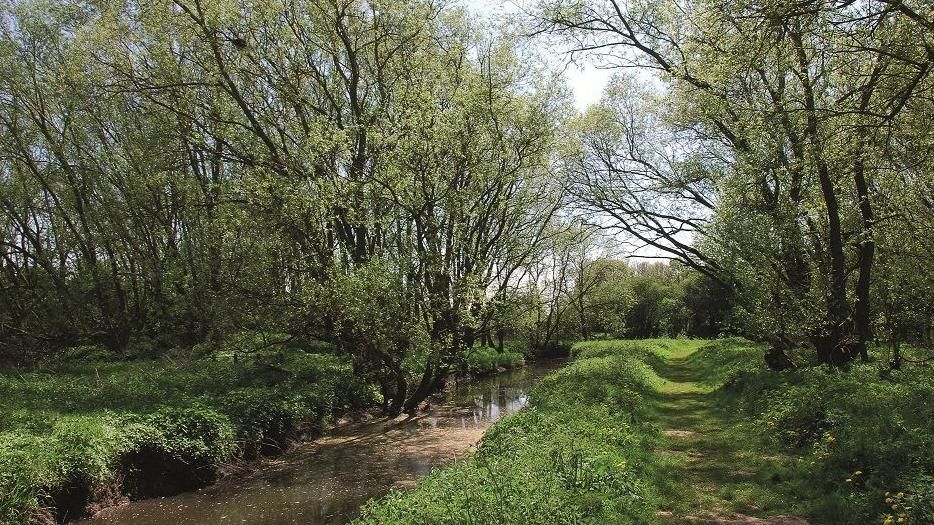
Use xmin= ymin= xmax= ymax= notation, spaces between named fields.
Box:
xmin=356 ymin=338 xmax=934 ymax=525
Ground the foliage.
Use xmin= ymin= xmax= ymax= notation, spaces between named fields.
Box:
xmin=0 ymin=348 xmax=355 ymax=523
xmin=697 ymin=342 xmax=934 ymax=524
xmin=540 ymin=0 xmax=934 ymax=363
xmin=0 ymin=0 xmax=566 ymax=415
xmin=464 ymin=347 xmax=525 ymax=376
xmin=355 ymin=341 xmax=661 ymax=524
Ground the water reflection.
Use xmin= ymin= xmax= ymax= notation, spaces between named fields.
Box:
xmin=79 ymin=360 xmax=564 ymax=525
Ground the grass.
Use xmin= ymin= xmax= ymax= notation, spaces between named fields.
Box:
xmin=643 ymin=340 xmax=803 ymax=520
xmin=0 ymin=350 xmax=364 ymax=524
xmin=464 ymin=346 xmax=526 ymax=376
xmin=354 ymin=341 xmax=664 ymax=524
xmin=356 ymin=338 xmax=934 ymax=525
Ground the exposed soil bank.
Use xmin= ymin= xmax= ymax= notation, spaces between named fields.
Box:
xmin=76 ymin=360 xmax=565 ymax=525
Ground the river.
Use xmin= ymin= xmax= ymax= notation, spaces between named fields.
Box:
xmin=80 ymin=359 xmax=565 ymax=525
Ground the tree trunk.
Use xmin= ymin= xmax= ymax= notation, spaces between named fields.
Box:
xmin=764 ymin=338 xmax=797 ymax=370
xmin=791 ymin=27 xmax=856 ymax=366
xmin=853 ymin=156 xmax=874 ymax=362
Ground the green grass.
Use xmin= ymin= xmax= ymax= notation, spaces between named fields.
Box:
xmin=464 ymin=346 xmax=526 ymax=376
xmin=0 ymin=350 xmax=362 ymax=524
xmin=355 ymin=342 xmax=664 ymax=524
xmin=356 ymin=338 xmax=934 ymax=525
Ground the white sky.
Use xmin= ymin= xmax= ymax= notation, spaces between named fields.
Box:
xmin=461 ymin=0 xmax=672 ymax=262
xmin=460 ymin=0 xmax=612 ymax=111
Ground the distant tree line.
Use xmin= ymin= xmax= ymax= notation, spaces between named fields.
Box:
xmin=536 ymin=0 xmax=934 ymax=368
xmin=494 ymin=246 xmax=733 ymax=354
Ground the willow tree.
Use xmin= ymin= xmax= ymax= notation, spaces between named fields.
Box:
xmin=0 ymin=0 xmax=567 ymax=410
xmin=538 ymin=0 xmax=933 ymax=367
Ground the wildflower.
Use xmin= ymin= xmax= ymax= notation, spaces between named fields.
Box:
xmin=846 ymin=478 xmax=852 ymax=483
xmin=854 ymin=470 xmax=862 ymax=476
xmin=896 ymin=492 xmax=904 ymax=499
xmin=617 ymin=460 xmax=627 ymax=470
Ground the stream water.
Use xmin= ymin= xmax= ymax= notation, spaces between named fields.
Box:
xmin=81 ymin=360 xmax=564 ymax=525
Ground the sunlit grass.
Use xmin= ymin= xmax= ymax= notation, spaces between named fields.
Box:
xmin=359 ymin=338 xmax=934 ymax=524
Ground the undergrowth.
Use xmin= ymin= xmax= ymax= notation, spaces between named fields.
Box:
xmin=0 ymin=350 xmax=360 ymax=523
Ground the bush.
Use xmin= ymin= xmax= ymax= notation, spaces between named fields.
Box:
xmin=464 ymin=347 xmax=525 ymax=376
xmin=496 ymin=351 xmax=524 ymax=370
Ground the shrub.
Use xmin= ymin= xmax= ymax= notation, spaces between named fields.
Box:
xmin=464 ymin=347 xmax=525 ymax=376
xmin=496 ymin=352 xmax=524 ymax=370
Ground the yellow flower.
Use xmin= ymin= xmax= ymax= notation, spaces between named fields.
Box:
xmin=896 ymin=492 xmax=904 ymax=499
xmin=617 ymin=460 xmax=627 ymax=470
xmin=896 ymin=518 xmax=905 ymax=524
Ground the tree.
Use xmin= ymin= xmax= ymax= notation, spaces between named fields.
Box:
xmin=535 ymin=0 xmax=934 ymax=367
xmin=0 ymin=0 xmax=569 ymax=414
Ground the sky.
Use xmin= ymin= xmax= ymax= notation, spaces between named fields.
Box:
xmin=459 ymin=0 xmax=613 ymax=111
xmin=460 ymin=0 xmax=672 ymax=261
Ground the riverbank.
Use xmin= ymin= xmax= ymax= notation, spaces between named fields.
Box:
xmin=355 ymin=339 xmax=934 ymax=524
xmin=0 ymin=352 xmax=364 ymax=524
xmin=77 ymin=361 xmax=564 ymax=525
xmin=0 ymin=345 xmax=546 ymax=524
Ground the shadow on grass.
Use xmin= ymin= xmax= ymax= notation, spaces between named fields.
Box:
xmin=642 ymin=350 xmax=804 ymax=521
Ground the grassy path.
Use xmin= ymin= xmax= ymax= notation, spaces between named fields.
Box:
xmin=644 ymin=344 xmax=808 ymax=525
